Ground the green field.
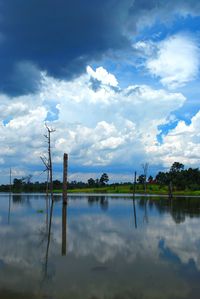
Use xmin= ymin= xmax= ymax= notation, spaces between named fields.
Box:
xmin=54 ymin=184 xmax=200 ymax=196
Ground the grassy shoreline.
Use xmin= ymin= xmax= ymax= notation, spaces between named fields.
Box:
xmin=53 ymin=184 xmax=200 ymax=196
xmin=4 ymin=184 xmax=200 ymax=196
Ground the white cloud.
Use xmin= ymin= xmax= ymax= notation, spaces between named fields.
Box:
xmin=133 ymin=40 xmax=156 ymax=57
xmin=87 ymin=65 xmax=118 ymax=87
xmin=148 ymin=111 xmax=200 ymax=167
xmin=0 ymin=66 xmax=191 ymax=182
xmin=135 ymin=34 xmax=200 ymax=89
xmin=48 ymin=75 xmax=185 ymax=167
xmin=6 ymin=107 xmax=47 ymax=130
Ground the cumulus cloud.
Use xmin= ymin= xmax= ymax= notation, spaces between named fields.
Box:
xmin=87 ymin=66 xmax=118 ymax=87
xmin=0 ymin=94 xmax=48 ymax=174
xmin=40 ymin=67 xmax=186 ymax=172
xmin=147 ymin=34 xmax=200 ymax=88
xmin=0 ymin=66 xmax=188 ymax=182
xmin=135 ymin=34 xmax=200 ymax=88
xmin=148 ymin=111 xmax=200 ymax=167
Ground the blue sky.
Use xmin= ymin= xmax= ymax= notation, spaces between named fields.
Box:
xmin=0 ymin=0 xmax=200 ymax=183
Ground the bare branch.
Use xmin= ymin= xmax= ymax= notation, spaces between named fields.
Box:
xmin=40 ymin=156 xmax=50 ymax=170
xmin=141 ymin=162 xmax=149 ymax=194
xmin=45 ymin=123 xmax=56 ymax=133
xmin=38 ymin=169 xmax=48 ymax=176
xmin=43 ymin=123 xmax=56 ymax=202
xmin=141 ymin=163 xmax=149 ymax=176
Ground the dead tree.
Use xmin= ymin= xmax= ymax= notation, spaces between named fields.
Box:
xmin=40 ymin=154 xmax=50 ymax=231
xmin=9 ymin=168 xmax=12 ymax=194
xmin=8 ymin=168 xmax=12 ymax=224
xmin=133 ymin=171 xmax=137 ymax=196
xmin=40 ymin=155 xmax=50 ymax=196
xmin=45 ymin=124 xmax=55 ymax=201
xmin=142 ymin=163 xmax=149 ymax=194
xmin=40 ymin=124 xmax=55 ymax=232
xmin=39 ymin=124 xmax=56 ymax=281
xmin=63 ymin=153 xmax=68 ymax=205
xmin=41 ymin=124 xmax=56 ymax=201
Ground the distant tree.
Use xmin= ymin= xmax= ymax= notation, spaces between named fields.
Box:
xmin=169 ymin=162 xmax=184 ymax=191
xmin=170 ymin=162 xmax=184 ymax=173
xmin=156 ymin=172 xmax=169 ymax=186
xmin=53 ymin=180 xmax=62 ymax=189
xmin=99 ymin=173 xmax=109 ymax=186
xmin=186 ymin=168 xmax=200 ymax=188
xmin=155 ymin=162 xmax=200 ymax=192
xmin=137 ymin=174 xmax=145 ymax=184
xmin=13 ymin=178 xmax=23 ymax=192
xmin=148 ymin=175 xmax=153 ymax=183
xmin=94 ymin=178 xmax=99 ymax=187
xmin=88 ymin=178 xmax=95 ymax=187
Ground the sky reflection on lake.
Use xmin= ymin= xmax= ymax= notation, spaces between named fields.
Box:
xmin=0 ymin=194 xmax=200 ymax=299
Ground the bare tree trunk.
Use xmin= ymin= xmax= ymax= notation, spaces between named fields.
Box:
xmin=41 ymin=124 xmax=55 ymax=279
xmin=133 ymin=171 xmax=137 ymax=196
xmin=63 ymin=153 xmax=68 ymax=205
xmin=8 ymin=168 xmax=12 ymax=224
xmin=45 ymin=170 xmax=49 ymax=232
xmin=9 ymin=168 xmax=12 ymax=194
xmin=41 ymin=125 xmax=55 ymax=203
xmin=142 ymin=163 xmax=149 ymax=194
xmin=46 ymin=169 xmax=49 ymax=197
xmin=47 ymin=127 xmax=54 ymax=202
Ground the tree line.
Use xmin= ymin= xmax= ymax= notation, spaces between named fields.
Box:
xmin=155 ymin=162 xmax=200 ymax=191
xmin=0 ymin=162 xmax=199 ymax=192
xmin=0 ymin=173 xmax=110 ymax=192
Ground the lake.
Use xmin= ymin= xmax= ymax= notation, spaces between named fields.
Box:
xmin=0 ymin=193 xmax=200 ymax=299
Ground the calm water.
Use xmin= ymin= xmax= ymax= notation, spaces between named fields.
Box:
xmin=0 ymin=193 xmax=200 ymax=299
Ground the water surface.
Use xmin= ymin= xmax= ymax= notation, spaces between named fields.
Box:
xmin=0 ymin=193 xmax=200 ymax=299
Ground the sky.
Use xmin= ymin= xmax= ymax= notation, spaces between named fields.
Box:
xmin=0 ymin=0 xmax=200 ymax=183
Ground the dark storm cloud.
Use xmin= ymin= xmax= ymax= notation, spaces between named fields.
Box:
xmin=0 ymin=0 xmax=133 ymax=95
xmin=0 ymin=0 xmax=200 ymax=96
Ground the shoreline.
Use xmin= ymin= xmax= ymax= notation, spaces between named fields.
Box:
xmin=1 ymin=191 xmax=200 ymax=198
